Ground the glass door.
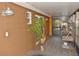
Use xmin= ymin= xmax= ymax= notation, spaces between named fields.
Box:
xmin=53 ymin=17 xmax=61 ymax=36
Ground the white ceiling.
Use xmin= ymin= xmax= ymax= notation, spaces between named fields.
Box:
xmin=26 ymin=2 xmax=79 ymax=16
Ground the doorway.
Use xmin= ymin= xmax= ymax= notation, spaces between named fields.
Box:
xmin=53 ymin=17 xmax=61 ymax=36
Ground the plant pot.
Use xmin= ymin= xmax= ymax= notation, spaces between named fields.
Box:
xmin=41 ymin=37 xmax=46 ymax=44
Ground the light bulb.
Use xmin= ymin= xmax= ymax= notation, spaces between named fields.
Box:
xmin=5 ymin=32 xmax=9 ymax=37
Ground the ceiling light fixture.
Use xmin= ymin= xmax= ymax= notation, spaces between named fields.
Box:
xmin=1 ymin=7 xmax=14 ymax=16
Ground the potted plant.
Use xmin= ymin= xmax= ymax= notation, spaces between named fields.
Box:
xmin=31 ymin=16 xmax=46 ymax=51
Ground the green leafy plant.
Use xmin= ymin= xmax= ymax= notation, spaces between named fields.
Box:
xmin=31 ymin=16 xmax=44 ymax=41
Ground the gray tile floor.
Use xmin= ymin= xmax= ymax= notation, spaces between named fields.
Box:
xmin=27 ymin=36 xmax=77 ymax=56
